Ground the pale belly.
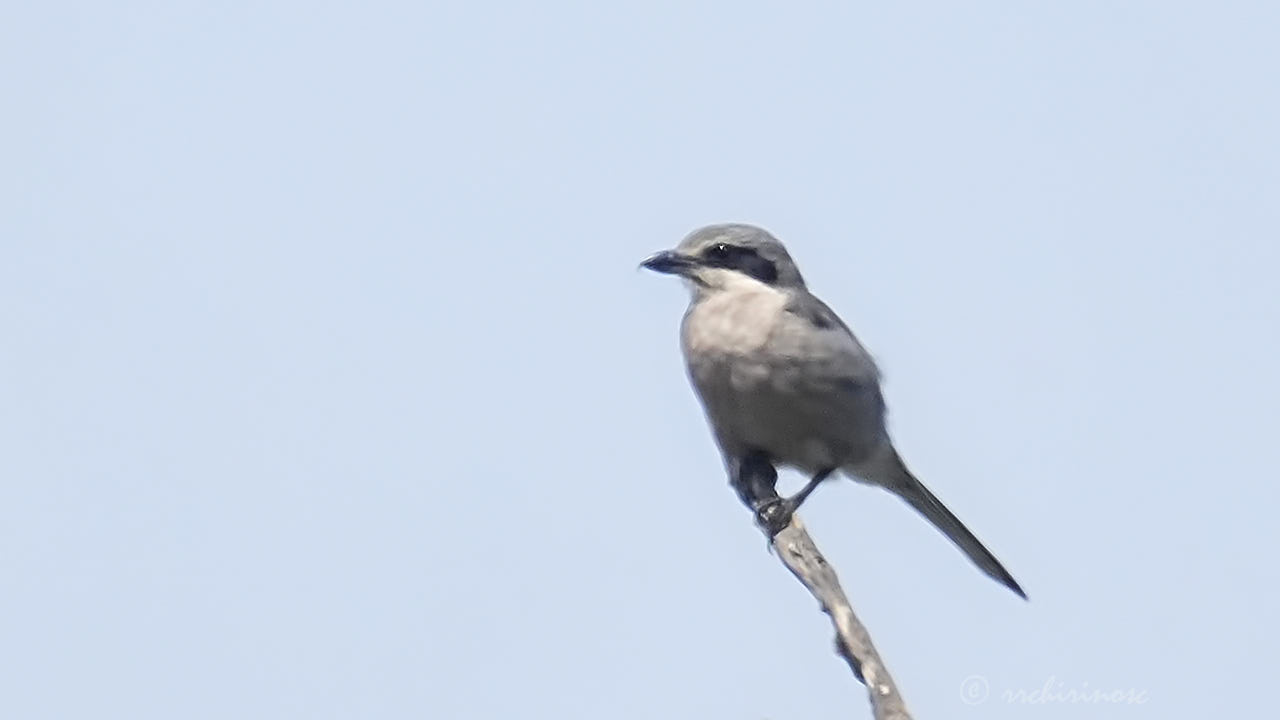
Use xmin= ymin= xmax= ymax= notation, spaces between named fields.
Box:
xmin=688 ymin=355 xmax=882 ymax=473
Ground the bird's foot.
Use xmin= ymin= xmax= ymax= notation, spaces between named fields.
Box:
xmin=752 ymin=496 xmax=797 ymax=537
xmin=752 ymin=468 xmax=837 ymax=537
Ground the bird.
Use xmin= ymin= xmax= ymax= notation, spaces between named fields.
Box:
xmin=641 ymin=223 xmax=1025 ymax=599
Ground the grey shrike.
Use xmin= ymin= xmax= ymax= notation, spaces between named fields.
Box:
xmin=642 ymin=224 xmax=1025 ymax=598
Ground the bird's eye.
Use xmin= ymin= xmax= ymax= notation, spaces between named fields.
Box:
xmin=706 ymin=243 xmax=731 ymax=260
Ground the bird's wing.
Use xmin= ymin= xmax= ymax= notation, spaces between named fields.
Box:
xmin=779 ymin=292 xmax=881 ymax=387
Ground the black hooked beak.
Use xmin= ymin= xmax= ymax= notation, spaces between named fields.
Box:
xmin=640 ymin=250 xmax=698 ymax=276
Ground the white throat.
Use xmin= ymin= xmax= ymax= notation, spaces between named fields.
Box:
xmin=686 ymin=267 xmax=780 ymax=301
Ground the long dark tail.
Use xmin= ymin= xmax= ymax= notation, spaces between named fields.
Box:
xmin=874 ymin=453 xmax=1026 ymax=599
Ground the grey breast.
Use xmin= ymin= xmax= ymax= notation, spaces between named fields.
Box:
xmin=682 ymin=290 xmax=887 ymax=473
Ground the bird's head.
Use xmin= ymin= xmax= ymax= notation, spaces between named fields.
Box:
xmin=641 ymin=224 xmax=807 ymax=294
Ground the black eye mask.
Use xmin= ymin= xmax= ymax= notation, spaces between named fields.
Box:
xmin=702 ymin=243 xmax=779 ymax=285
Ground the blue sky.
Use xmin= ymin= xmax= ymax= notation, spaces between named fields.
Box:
xmin=3 ymin=2 xmax=1277 ymax=718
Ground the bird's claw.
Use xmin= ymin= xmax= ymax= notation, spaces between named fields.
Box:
xmin=752 ymin=496 xmax=796 ymax=536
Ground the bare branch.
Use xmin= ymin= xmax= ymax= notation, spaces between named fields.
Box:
xmin=732 ymin=454 xmax=911 ymax=719
xmin=767 ymin=516 xmax=912 ymax=720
